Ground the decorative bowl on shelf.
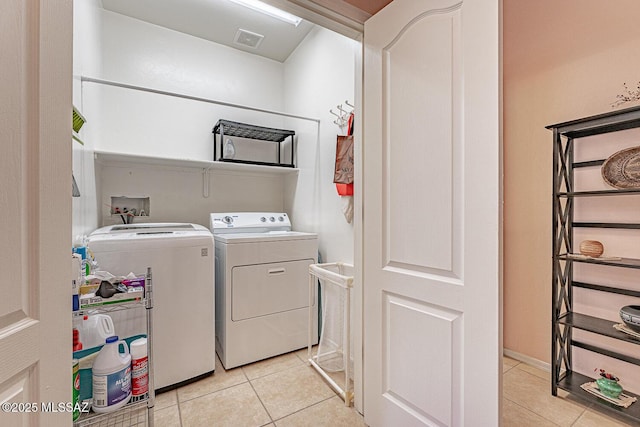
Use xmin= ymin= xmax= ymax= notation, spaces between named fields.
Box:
xmin=602 ymin=145 xmax=640 ymax=189
xmin=620 ymin=305 xmax=640 ymax=333
xmin=595 ymin=369 xmax=623 ymax=399
xmin=596 ymin=377 xmax=623 ymax=399
xmin=579 ymin=240 xmax=604 ymax=258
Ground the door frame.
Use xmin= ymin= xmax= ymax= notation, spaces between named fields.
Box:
xmin=352 ymin=32 xmax=364 ymax=413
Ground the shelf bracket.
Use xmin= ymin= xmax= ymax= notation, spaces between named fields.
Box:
xmin=202 ymin=168 xmax=210 ymax=198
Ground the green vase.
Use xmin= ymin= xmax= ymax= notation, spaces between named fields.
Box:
xmin=596 ymin=378 xmax=623 ymax=399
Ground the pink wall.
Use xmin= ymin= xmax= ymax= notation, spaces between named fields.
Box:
xmin=503 ymin=0 xmax=640 ymax=392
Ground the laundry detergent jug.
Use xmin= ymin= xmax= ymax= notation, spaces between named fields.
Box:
xmin=91 ymin=336 xmax=131 ymax=413
xmin=77 ymin=314 xmax=115 ymax=350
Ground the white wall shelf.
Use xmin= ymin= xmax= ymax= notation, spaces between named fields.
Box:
xmin=94 ymin=150 xmax=299 ymax=175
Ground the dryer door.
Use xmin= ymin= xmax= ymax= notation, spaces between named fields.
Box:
xmin=231 ymin=259 xmax=314 ymax=321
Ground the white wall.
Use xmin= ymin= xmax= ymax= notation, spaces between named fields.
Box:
xmin=79 ymin=7 xmax=290 ymax=228
xmin=283 ymin=26 xmax=358 ymax=263
xmin=83 ymin=8 xmax=287 ymax=160
xmin=95 ymin=9 xmax=286 ymax=109
xmin=72 ymin=0 xmax=103 ymax=240
xmin=98 ymin=161 xmax=286 ymax=227
xmin=76 ymin=5 xmax=356 ymax=265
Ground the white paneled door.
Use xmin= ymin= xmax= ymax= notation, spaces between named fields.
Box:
xmin=363 ymin=0 xmax=501 ymax=426
xmin=0 ymin=1 xmax=72 ymax=426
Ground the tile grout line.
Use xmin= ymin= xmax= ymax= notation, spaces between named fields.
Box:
xmin=269 ymin=394 xmax=339 ymax=424
xmin=176 ymin=379 xmax=250 ymax=404
xmin=509 ymin=363 xmax=550 ymax=383
xmin=247 ymin=376 xmax=275 ymax=425
xmin=569 ymin=409 xmax=587 ymax=427
xmin=573 ymin=402 xmax=635 ymax=427
xmin=242 ymin=366 xmax=276 ymax=426
xmin=249 ymin=362 xmax=325 ymax=423
xmin=502 ymin=365 xmax=516 ymax=374
xmin=176 ymin=395 xmax=184 ymax=427
xmin=172 ymin=358 xmax=251 ymax=426
xmin=247 ymin=361 xmax=337 ymax=425
xmin=174 ymin=361 xmax=252 ymax=405
xmin=503 ymin=395 xmax=564 ymax=427
xmin=243 ymin=360 xmax=305 ymax=382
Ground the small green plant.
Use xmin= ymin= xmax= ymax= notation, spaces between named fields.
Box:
xmin=595 ymin=368 xmax=619 ymax=382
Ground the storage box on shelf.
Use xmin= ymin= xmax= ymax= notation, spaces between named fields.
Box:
xmin=79 ymin=291 xmax=144 ymax=310
xmin=547 ymin=106 xmax=640 ymax=422
xmin=212 ymin=120 xmax=296 ymax=168
xmin=73 ymin=268 xmax=154 ymax=427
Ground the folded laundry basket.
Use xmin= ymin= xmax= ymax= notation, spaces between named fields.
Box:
xmin=308 ymin=262 xmax=354 ymax=406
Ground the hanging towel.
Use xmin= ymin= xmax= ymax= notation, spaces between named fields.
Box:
xmin=342 ymin=196 xmax=354 ymax=224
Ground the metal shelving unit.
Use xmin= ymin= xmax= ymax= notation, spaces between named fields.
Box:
xmin=212 ymin=120 xmax=296 ymax=168
xmin=547 ymin=106 xmax=640 ymax=423
xmin=73 ymin=268 xmax=155 ymax=427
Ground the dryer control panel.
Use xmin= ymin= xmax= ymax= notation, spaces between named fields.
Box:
xmin=210 ymin=212 xmax=291 ymax=233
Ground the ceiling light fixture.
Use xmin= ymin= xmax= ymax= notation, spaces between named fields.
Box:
xmin=228 ymin=0 xmax=302 ymax=27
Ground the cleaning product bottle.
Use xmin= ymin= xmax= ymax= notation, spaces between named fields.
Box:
xmin=91 ymin=336 xmax=131 ymax=413
xmin=72 ymin=328 xmax=83 ymax=351
xmin=130 ymin=338 xmax=148 ymax=398
xmin=78 ymin=314 xmax=115 ymax=350
xmin=71 ymin=253 xmax=82 ymax=311
xmin=72 ymin=359 xmax=80 ymax=421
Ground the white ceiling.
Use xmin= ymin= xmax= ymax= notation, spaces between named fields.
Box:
xmin=101 ymin=0 xmax=315 ymax=62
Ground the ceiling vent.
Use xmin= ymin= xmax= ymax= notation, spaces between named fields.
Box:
xmin=234 ymin=29 xmax=264 ymax=49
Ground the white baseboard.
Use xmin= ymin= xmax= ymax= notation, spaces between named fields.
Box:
xmin=503 ymin=349 xmax=550 ymax=372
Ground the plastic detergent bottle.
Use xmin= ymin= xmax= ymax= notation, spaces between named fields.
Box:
xmin=78 ymin=314 xmax=115 ymax=350
xmin=130 ymin=338 xmax=148 ymax=398
xmin=91 ymin=336 xmax=131 ymax=413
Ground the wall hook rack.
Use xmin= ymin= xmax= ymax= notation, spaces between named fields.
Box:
xmin=330 ymin=101 xmax=354 ymax=129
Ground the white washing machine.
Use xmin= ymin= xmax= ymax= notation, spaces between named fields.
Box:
xmin=87 ymin=223 xmax=215 ymax=390
xmin=211 ymin=212 xmax=318 ymax=369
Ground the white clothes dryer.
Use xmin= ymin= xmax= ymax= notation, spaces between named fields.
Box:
xmin=211 ymin=212 xmax=318 ymax=369
xmin=88 ymin=223 xmax=215 ymax=390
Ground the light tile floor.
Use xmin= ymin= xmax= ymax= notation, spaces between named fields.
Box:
xmin=153 ymin=348 xmax=365 ymax=427
xmin=153 ymin=353 xmax=636 ymax=426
